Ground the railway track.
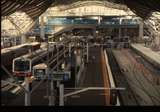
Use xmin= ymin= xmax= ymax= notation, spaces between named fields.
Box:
xmin=113 ymin=49 xmax=160 ymax=105
xmin=122 ymin=50 xmax=160 ymax=102
xmin=128 ymin=50 xmax=160 ymax=85
xmin=2 ymin=81 xmax=15 ymax=92
xmin=1 ymin=78 xmax=25 ymax=94
xmin=106 ymin=48 xmax=138 ymax=105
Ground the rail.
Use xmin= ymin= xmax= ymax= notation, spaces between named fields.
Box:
xmin=113 ymin=49 xmax=160 ymax=105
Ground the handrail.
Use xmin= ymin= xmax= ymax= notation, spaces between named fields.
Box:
xmin=64 ymin=87 xmax=125 ymax=98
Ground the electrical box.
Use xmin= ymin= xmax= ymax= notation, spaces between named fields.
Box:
xmin=13 ymin=58 xmax=32 ymax=76
xmin=32 ymin=63 xmax=48 ymax=80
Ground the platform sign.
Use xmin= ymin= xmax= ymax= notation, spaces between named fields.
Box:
xmin=49 ymin=71 xmax=71 ymax=81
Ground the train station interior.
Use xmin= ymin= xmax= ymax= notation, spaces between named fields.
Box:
xmin=1 ymin=0 xmax=160 ymax=106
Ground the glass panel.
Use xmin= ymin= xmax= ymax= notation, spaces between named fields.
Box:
xmin=14 ymin=60 xmax=30 ymax=72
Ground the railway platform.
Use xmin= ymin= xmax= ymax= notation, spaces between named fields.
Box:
xmin=131 ymin=44 xmax=160 ymax=69
xmin=65 ymin=46 xmax=110 ymax=105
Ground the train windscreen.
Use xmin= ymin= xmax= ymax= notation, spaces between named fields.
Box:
xmin=14 ymin=60 xmax=30 ymax=72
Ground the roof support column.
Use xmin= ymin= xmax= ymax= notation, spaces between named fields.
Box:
xmin=93 ymin=28 xmax=96 ymax=38
xmin=13 ymin=37 xmax=16 ymax=46
xmin=119 ymin=18 xmax=122 ymax=38
xmin=40 ymin=16 xmax=45 ymax=41
xmin=98 ymin=16 xmax=101 ymax=25
xmin=139 ymin=21 xmax=143 ymax=42
xmin=118 ymin=27 xmax=121 ymax=38
xmin=21 ymin=34 xmax=26 ymax=44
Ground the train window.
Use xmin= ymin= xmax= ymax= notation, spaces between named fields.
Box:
xmin=13 ymin=58 xmax=31 ymax=73
xmin=34 ymin=69 xmax=46 ymax=78
xmin=14 ymin=60 xmax=30 ymax=72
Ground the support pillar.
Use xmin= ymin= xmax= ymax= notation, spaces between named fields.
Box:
xmin=57 ymin=81 xmax=60 ymax=88
xmin=64 ymin=45 xmax=66 ymax=57
xmin=40 ymin=16 xmax=45 ymax=40
xmin=76 ymin=50 xmax=81 ymax=67
xmin=69 ymin=43 xmax=71 ymax=57
xmin=86 ymin=43 xmax=89 ymax=63
xmin=12 ymin=37 xmax=16 ymax=46
xmin=25 ymin=77 xmax=31 ymax=106
xmin=59 ymin=84 xmax=64 ymax=106
xmin=93 ymin=28 xmax=96 ymax=38
xmin=119 ymin=27 xmax=121 ymax=39
xmin=119 ymin=18 xmax=122 ymax=39
xmin=57 ymin=45 xmax=59 ymax=71
xmin=98 ymin=16 xmax=101 ymax=25
xmin=139 ymin=21 xmax=144 ymax=42
xmin=21 ymin=34 xmax=26 ymax=44
xmin=49 ymin=79 xmax=55 ymax=106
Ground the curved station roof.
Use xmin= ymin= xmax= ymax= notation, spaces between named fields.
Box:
xmin=2 ymin=0 xmax=160 ymax=19
xmin=1 ymin=0 xmax=160 ymax=37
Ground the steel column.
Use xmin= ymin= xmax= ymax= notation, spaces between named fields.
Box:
xmin=25 ymin=77 xmax=31 ymax=106
xmin=59 ymin=84 xmax=64 ymax=106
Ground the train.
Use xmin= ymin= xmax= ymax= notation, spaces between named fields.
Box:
xmin=1 ymin=42 xmax=41 ymax=67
